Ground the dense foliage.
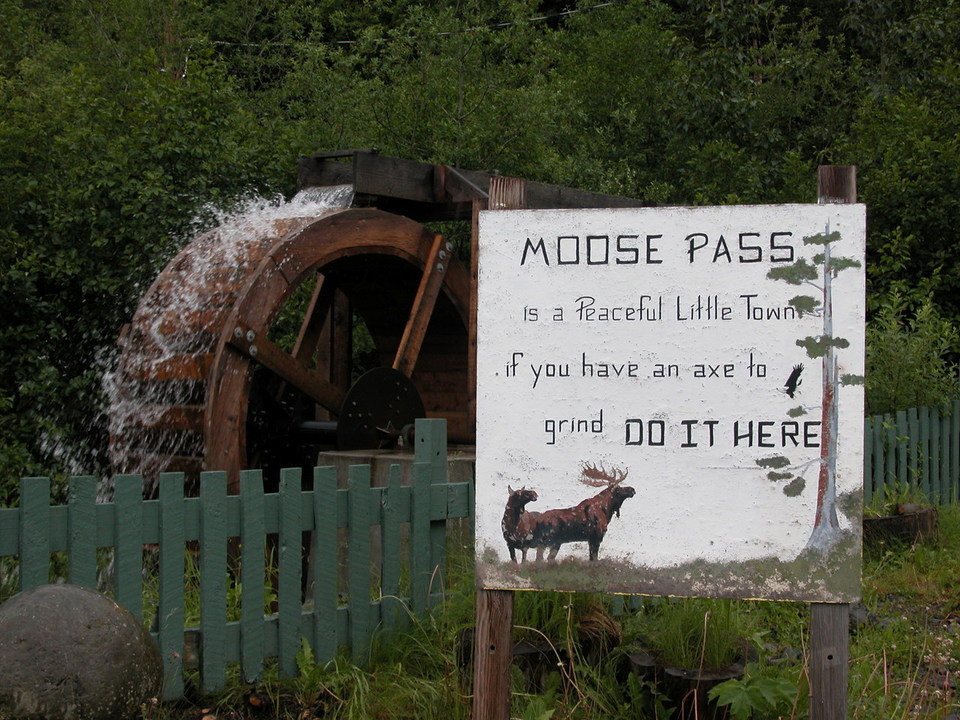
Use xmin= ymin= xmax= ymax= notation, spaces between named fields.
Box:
xmin=1 ymin=0 xmax=959 ymax=487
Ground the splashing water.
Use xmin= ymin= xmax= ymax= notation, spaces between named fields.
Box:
xmin=103 ymin=185 xmax=355 ymax=497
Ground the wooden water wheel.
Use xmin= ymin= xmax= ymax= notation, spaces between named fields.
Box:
xmin=110 ymin=204 xmax=470 ymax=491
xmin=109 ymin=150 xmax=637 ymax=492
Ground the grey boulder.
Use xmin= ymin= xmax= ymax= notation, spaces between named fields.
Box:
xmin=0 ymin=584 xmax=163 ymax=720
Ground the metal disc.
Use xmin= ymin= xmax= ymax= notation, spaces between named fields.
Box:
xmin=336 ymin=367 xmax=425 ymax=450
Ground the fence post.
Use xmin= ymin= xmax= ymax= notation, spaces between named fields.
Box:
xmin=415 ymin=416 xmax=448 ymax=601
xmin=809 ymin=164 xmax=855 ymax=720
xmin=472 ymin=174 xmax=526 ymax=720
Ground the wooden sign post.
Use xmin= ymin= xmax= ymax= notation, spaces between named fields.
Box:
xmin=809 ymin=165 xmax=857 ymax=720
xmin=472 ymin=176 xmax=526 ymax=720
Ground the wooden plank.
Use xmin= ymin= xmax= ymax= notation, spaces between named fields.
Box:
xmin=354 ymin=151 xmax=436 ymax=203
xmin=810 ymin=603 xmax=849 ymax=720
xmin=896 ymin=410 xmax=908 ymax=486
xmin=931 ymin=406 xmax=942 ymax=503
xmin=19 ymin=477 xmax=49 ymax=591
xmin=473 ymin=175 xmax=526 ymax=720
xmin=886 ymin=414 xmax=897 ymax=492
xmin=908 ymin=407 xmax=920 ymax=490
xmin=380 ymin=463 xmax=403 ymax=633
xmin=313 ymin=466 xmax=338 ymax=662
xmin=410 ymin=461 xmax=432 ymax=615
xmin=919 ymin=406 xmax=931 ymax=499
xmin=240 ymin=470 xmax=265 ymax=682
xmin=941 ymin=404 xmax=951 ymax=504
xmin=291 ymin=274 xmax=333 ymax=365
xmin=863 ymin=423 xmax=873 ymax=506
xmin=278 ymin=468 xmax=303 ymax=678
xmin=393 ymin=233 xmax=452 ymax=377
xmin=200 ymin=471 xmax=228 ymax=693
xmin=468 ymin=196 xmax=486 ymax=463
xmin=873 ymin=417 xmax=885 ymax=503
xmin=473 ymin=589 xmax=514 ymax=720
xmin=348 ymin=466 xmax=373 ymax=661
xmin=415 ymin=418 xmax=448 ymax=598
xmin=68 ymin=476 xmax=97 ymax=589
xmin=114 ymin=474 xmax=143 ymax=617
xmin=808 ymin=165 xmax=854 ymax=720
xmin=159 ymin=472 xmax=186 ymax=700
xmin=228 ymin=320 xmax=346 ymax=414
xmin=953 ymin=399 xmax=960 ymax=502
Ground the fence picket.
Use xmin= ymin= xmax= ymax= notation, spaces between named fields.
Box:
xmin=872 ymin=417 xmax=884 ymax=501
xmin=348 ymin=465 xmax=372 ymax=663
xmin=159 ymin=472 xmax=185 ymax=700
xmin=278 ymin=468 xmax=302 ymax=678
xmin=200 ymin=471 xmax=228 ymax=693
xmin=411 ymin=461 xmax=431 ymax=614
xmin=381 ymin=463 xmax=403 ymax=633
xmin=927 ymin=407 xmax=942 ymax=503
xmin=864 ymin=420 xmax=874 ymax=505
xmin=918 ymin=407 xmax=931 ymax=500
xmin=240 ymin=469 xmax=265 ymax=683
xmin=895 ymin=410 xmax=908 ymax=486
xmin=115 ymin=474 xmax=142 ymax=617
xmin=68 ymin=476 xmax=97 ymax=589
xmin=312 ymin=466 xmax=338 ymax=663
xmin=416 ymin=418 xmax=448 ymax=601
xmin=20 ymin=477 xmax=49 ymax=591
xmin=953 ymin=400 xmax=960 ymax=502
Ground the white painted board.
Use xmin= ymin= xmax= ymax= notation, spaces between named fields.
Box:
xmin=475 ymin=204 xmax=866 ymax=602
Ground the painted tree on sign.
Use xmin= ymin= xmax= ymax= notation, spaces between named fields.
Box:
xmin=766 ymin=226 xmax=862 ymax=553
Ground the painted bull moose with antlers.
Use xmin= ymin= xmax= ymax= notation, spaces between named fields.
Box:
xmin=502 ymin=463 xmax=635 ymax=562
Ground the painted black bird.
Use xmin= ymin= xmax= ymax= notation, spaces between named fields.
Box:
xmin=783 ymin=364 xmax=804 ymax=398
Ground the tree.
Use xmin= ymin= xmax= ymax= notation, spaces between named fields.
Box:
xmin=767 ymin=227 xmax=862 ymax=552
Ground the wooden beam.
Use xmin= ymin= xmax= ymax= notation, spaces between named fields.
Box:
xmin=393 ymin=233 xmax=452 ymax=377
xmin=297 ymin=151 xmax=639 ymax=218
xmin=472 ymin=175 xmax=526 ymax=720
xmin=809 ymin=163 xmax=856 ymax=720
xmin=227 ymin=320 xmax=346 ymax=414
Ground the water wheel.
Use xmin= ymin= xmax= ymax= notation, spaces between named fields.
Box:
xmin=109 ymin=198 xmax=471 ymax=492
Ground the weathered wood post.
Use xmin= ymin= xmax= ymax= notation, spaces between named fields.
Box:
xmin=472 ymin=175 xmax=527 ymax=720
xmin=809 ymin=164 xmax=856 ymax=720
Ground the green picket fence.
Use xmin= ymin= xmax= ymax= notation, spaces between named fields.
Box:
xmin=864 ymin=399 xmax=960 ymax=506
xmin=0 ymin=419 xmax=472 ymax=700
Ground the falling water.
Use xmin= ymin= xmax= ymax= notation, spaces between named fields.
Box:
xmin=103 ymin=184 xmax=355 ymax=498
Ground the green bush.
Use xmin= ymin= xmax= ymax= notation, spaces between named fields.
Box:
xmin=865 ymin=289 xmax=959 ymax=415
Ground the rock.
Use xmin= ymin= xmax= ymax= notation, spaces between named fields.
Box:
xmin=0 ymin=584 xmax=163 ymax=720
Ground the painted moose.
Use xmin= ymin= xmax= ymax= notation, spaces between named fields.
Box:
xmin=503 ymin=463 xmax=635 ymax=562
xmin=501 ymin=486 xmax=539 ymax=562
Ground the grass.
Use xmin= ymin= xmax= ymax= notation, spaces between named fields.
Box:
xmin=42 ymin=506 xmax=960 ymax=719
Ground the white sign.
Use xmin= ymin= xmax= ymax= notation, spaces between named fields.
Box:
xmin=475 ymin=204 xmax=865 ymax=602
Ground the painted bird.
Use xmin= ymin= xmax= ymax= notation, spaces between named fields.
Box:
xmin=783 ymin=364 xmax=804 ymax=398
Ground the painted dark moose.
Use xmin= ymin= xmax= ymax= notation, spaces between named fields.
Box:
xmin=502 ymin=463 xmax=635 ymax=562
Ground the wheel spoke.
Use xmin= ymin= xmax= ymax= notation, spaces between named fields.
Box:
xmin=228 ymin=320 xmax=346 ymax=414
xmin=292 ymin=273 xmax=335 ymax=364
xmin=393 ymin=233 xmax=451 ymax=377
